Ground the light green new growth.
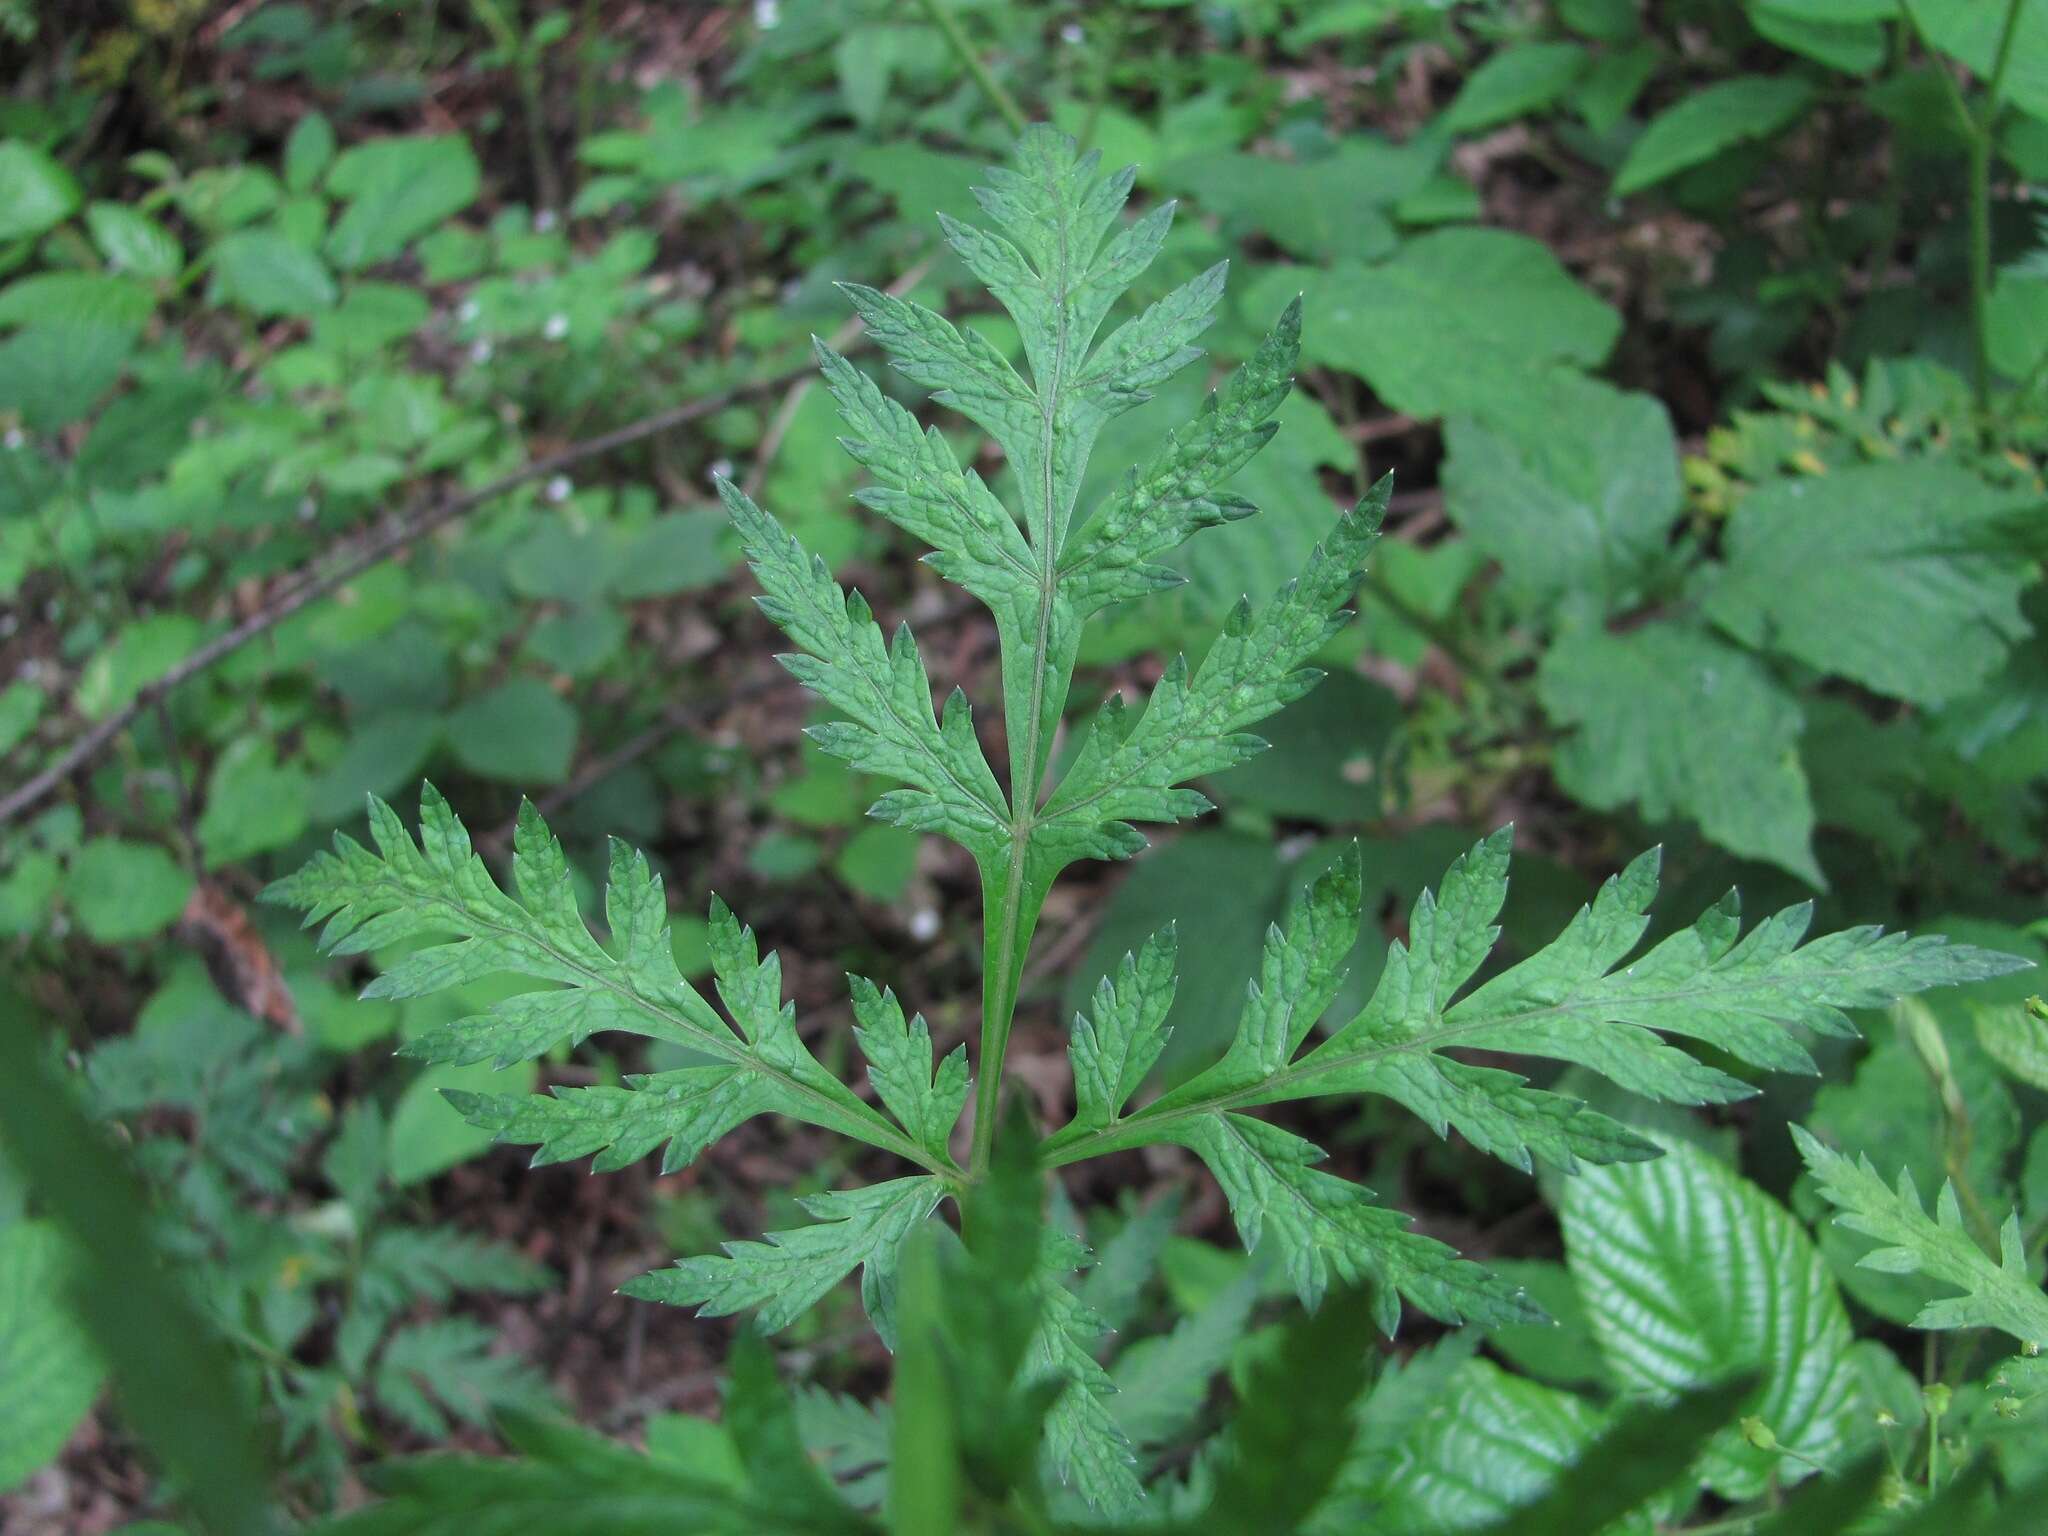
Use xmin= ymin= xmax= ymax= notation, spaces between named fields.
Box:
xmin=269 ymin=127 xmax=2028 ymax=1512
xmin=1793 ymin=1124 xmax=2048 ymax=1347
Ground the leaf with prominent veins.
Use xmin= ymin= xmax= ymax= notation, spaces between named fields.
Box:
xmin=624 ymin=1177 xmax=946 ymax=1350
xmin=265 ymin=789 xmax=929 ymax=1170
xmin=1066 ymin=926 xmax=1178 ymax=1133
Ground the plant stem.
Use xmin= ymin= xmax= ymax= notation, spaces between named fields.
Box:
xmin=918 ymin=0 xmax=1029 ymax=138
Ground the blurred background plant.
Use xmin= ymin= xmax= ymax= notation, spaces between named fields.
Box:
xmin=2 ymin=1 xmax=2046 ymax=1531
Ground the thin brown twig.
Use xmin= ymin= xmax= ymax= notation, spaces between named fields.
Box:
xmin=2 ymin=377 xmax=800 ymax=827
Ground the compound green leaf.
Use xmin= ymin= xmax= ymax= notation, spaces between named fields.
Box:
xmin=1794 ymin=1124 xmax=2048 ymax=1346
xmin=625 ymin=1177 xmax=945 ymax=1349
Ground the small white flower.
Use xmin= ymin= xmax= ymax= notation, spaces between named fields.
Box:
xmin=1061 ymin=22 xmax=1084 ymax=43
xmin=908 ymin=908 xmax=940 ymax=942
xmin=545 ymin=475 xmax=573 ymax=502
xmin=534 ymin=208 xmax=559 ymax=233
xmin=458 ymin=299 xmax=481 ymax=323
xmin=469 ymin=339 xmax=494 ymax=364
xmin=755 ymin=0 xmax=781 ymax=27
xmin=1 ymin=428 xmax=21 ymax=451
xmin=297 ymin=497 xmax=318 ymax=522
xmin=0 ymin=613 xmax=17 ymax=639
xmin=709 ymin=457 xmax=735 ymax=481
xmin=543 ymin=313 xmax=570 ymax=341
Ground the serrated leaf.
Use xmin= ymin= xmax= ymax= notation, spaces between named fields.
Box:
xmin=1352 ymin=1358 xmax=1623 ymax=1534
xmin=1027 ymin=1232 xmax=1145 ymax=1516
xmin=625 ymin=1177 xmax=945 ymax=1349
xmin=0 ymin=1223 xmax=104 ymax=1493
xmin=267 ymin=790 xmax=932 ymax=1172
xmin=1562 ymin=1137 xmax=1874 ymax=1499
xmin=1704 ymin=462 xmax=2033 ymax=708
xmin=1537 ymin=618 xmax=1821 ymax=883
xmin=1614 ymin=76 xmax=1816 ymax=194
xmin=373 ymin=1317 xmax=554 ymax=1440
xmin=849 ymin=977 xmax=969 ymax=1160
xmin=721 ymin=477 xmax=1009 ymax=860
xmin=1045 ymin=830 xmax=2021 ymax=1334
xmin=1034 ymin=481 xmax=1386 ymax=870
xmin=1794 ymin=1124 xmax=2048 ymax=1346
xmin=1068 ymin=926 xmax=1179 ymax=1132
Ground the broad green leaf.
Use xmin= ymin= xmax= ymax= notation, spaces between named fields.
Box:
xmin=446 ymin=678 xmax=579 ymax=785
xmin=1909 ymin=0 xmax=2048 ymax=124
xmin=1537 ymin=618 xmax=1821 ymax=883
xmin=1440 ymin=376 xmax=1682 ymax=620
xmin=197 ymin=738 xmax=311 ymax=867
xmin=267 ymin=791 xmax=934 ymax=1175
xmin=1444 ymin=44 xmax=1592 ymax=132
xmin=625 ymin=1176 xmax=945 ymax=1349
xmin=1614 ymin=77 xmax=1817 ymax=194
xmin=67 ymin=839 xmax=192 ymax=944
xmin=1562 ymin=1137 xmax=1876 ymax=1498
xmin=1794 ymin=1124 xmax=2048 ymax=1346
xmin=1706 ymin=462 xmax=2033 ymax=707
xmin=1275 ymin=231 xmax=1620 ymax=422
xmin=1164 ymin=135 xmax=1439 ymax=261
xmin=325 ymin=135 xmax=482 ymax=269
xmin=0 ymin=1223 xmax=104 ymax=1493
xmin=210 ymin=228 xmax=338 ymax=316
xmin=0 ymin=140 xmax=81 ymax=242
xmin=1750 ymin=5 xmax=1886 ymax=73
xmin=0 ymin=320 xmax=133 ymax=431
xmin=284 ymin=112 xmax=336 ymax=192
xmin=85 ymin=203 xmax=183 ymax=280
xmin=1978 ymin=1000 xmax=2048 ymax=1089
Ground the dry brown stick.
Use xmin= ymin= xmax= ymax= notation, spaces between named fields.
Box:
xmin=1 ymin=376 xmax=798 ymax=827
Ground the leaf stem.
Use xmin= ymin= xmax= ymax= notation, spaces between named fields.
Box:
xmin=917 ymin=0 xmax=1029 ymax=138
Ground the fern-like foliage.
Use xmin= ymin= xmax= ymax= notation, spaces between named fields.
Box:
xmin=1793 ymin=1124 xmax=2048 ymax=1346
xmin=272 ymin=126 xmax=2029 ymax=1514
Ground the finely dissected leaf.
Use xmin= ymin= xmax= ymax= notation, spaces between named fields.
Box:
xmin=266 ymin=790 xmax=932 ymax=1172
xmin=1108 ymin=1270 xmax=1257 ymax=1449
xmin=849 ymin=977 xmax=969 ymax=1161
xmin=1705 ymin=462 xmax=2034 ymax=708
xmin=1028 ymin=1232 xmax=1145 ymax=1515
xmin=721 ymin=477 xmax=1010 ymax=859
xmin=624 ymin=1177 xmax=946 ymax=1349
xmin=1044 ymin=830 xmax=2019 ymax=1331
xmin=1033 ymin=480 xmax=1387 ymax=871
xmin=1562 ymin=1138 xmax=1874 ymax=1499
xmin=1059 ymin=299 xmax=1302 ymax=617
xmin=1793 ymin=1124 xmax=2048 ymax=1346
xmin=1537 ymin=618 xmax=1821 ymax=883
xmin=373 ymin=1318 xmax=555 ymax=1439
xmin=1067 ymin=926 xmax=1179 ymax=1133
